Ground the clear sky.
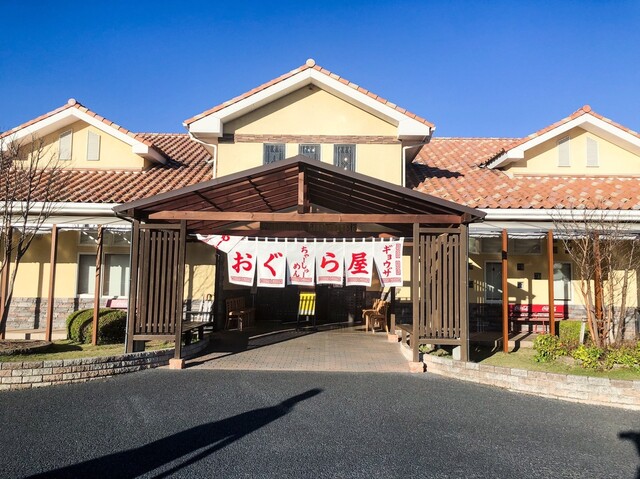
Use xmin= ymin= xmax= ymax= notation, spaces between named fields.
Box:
xmin=1 ymin=1 xmax=638 ymax=138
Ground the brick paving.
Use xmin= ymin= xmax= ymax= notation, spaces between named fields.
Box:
xmin=188 ymin=324 xmax=411 ymax=373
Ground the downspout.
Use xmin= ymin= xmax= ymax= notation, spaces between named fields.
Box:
xmin=188 ymin=132 xmax=218 ymax=180
xmin=401 ymin=127 xmax=434 ymax=188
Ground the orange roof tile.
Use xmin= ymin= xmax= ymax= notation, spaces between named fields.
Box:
xmin=184 ymin=60 xmax=434 ymax=128
xmin=410 ymin=138 xmax=640 ymax=210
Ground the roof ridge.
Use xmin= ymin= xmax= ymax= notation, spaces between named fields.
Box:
xmin=183 ymin=59 xmax=434 ymax=128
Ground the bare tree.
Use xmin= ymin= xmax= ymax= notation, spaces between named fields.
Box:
xmin=0 ymin=134 xmax=65 ymax=336
xmin=553 ymin=205 xmax=640 ymax=348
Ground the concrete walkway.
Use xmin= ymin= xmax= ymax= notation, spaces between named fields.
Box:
xmin=188 ymin=324 xmax=411 ymax=373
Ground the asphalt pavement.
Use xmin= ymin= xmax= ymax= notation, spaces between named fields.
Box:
xmin=0 ymin=369 xmax=638 ymax=478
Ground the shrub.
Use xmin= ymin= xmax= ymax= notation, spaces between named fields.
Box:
xmin=83 ymin=309 xmax=127 ymax=344
xmin=571 ymin=344 xmax=604 ymax=369
xmin=559 ymin=320 xmax=582 ymax=349
xmin=603 ymin=344 xmax=640 ymax=370
xmin=533 ymin=334 xmax=567 ymax=362
xmin=64 ymin=308 xmax=126 ymax=344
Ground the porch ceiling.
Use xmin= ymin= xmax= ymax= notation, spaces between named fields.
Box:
xmin=114 ymin=155 xmax=485 ymax=234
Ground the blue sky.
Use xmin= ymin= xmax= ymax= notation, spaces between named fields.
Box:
xmin=1 ymin=1 xmax=638 ymax=138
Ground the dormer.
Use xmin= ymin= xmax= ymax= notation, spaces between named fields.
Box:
xmin=1 ymin=99 xmax=167 ymax=169
xmin=484 ymin=106 xmax=640 ymax=176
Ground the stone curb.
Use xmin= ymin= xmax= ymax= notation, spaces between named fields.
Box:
xmin=0 ymin=339 xmax=209 ymax=391
xmin=422 ymin=354 xmax=640 ymax=410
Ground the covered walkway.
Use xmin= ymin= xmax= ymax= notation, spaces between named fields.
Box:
xmin=187 ymin=325 xmax=411 ymax=373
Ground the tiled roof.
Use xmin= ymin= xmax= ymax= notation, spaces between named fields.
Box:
xmin=482 ymin=105 xmax=640 ymax=168
xmin=184 ymin=60 xmax=434 ymax=128
xmin=410 ymin=138 xmax=640 ymax=210
xmin=1 ymin=99 xmax=166 ymax=160
xmin=9 ymin=133 xmax=211 ymax=204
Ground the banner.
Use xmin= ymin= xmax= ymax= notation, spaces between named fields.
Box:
xmin=196 ymin=234 xmax=243 ymax=253
xmin=316 ymin=240 xmax=344 ymax=285
xmin=227 ymin=239 xmax=257 ymax=286
xmin=286 ymin=240 xmax=316 ymax=286
xmin=344 ymin=240 xmax=374 ymax=287
xmin=256 ymin=240 xmax=287 ymax=288
xmin=373 ymin=238 xmax=404 ymax=287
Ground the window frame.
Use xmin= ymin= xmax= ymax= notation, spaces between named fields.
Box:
xmin=87 ymin=130 xmax=101 ymax=161
xmin=484 ymin=261 xmax=503 ymax=303
xmin=333 ymin=144 xmax=356 ymax=171
xmin=59 ymin=130 xmax=73 ymax=161
xmin=557 ymin=136 xmax=571 ymax=167
xmin=553 ymin=261 xmax=572 ymax=302
xmin=299 ymin=143 xmax=321 ymax=161
xmin=263 ymin=143 xmax=286 ymax=165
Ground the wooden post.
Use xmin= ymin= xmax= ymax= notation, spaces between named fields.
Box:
xmin=91 ymin=226 xmax=104 ymax=346
xmin=45 ymin=225 xmax=59 ymax=342
xmin=412 ymin=223 xmax=420 ymax=362
xmin=547 ymin=230 xmax=556 ymax=336
xmin=460 ymin=224 xmax=469 ymax=361
xmin=173 ymin=221 xmax=187 ymax=360
xmin=126 ymin=220 xmax=140 ymax=353
xmin=502 ymin=229 xmax=509 ymax=353
xmin=0 ymin=240 xmax=9 ymax=340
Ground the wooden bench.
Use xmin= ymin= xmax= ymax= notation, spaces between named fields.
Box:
xmin=364 ymin=300 xmax=390 ymax=333
xmin=225 ymin=297 xmax=256 ymax=331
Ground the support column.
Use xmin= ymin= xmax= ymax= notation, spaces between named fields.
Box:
xmin=0 ymin=248 xmax=9 ymax=340
xmin=412 ymin=223 xmax=420 ymax=362
xmin=91 ymin=226 xmax=104 ymax=346
xmin=547 ymin=230 xmax=556 ymax=336
xmin=173 ymin=221 xmax=187 ymax=361
xmin=460 ymin=224 xmax=469 ymax=362
xmin=45 ymin=225 xmax=59 ymax=342
xmin=502 ymin=229 xmax=509 ymax=353
xmin=125 ymin=220 xmax=140 ymax=354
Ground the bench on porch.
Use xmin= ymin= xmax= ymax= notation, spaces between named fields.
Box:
xmin=225 ymin=297 xmax=256 ymax=331
xmin=182 ymin=295 xmax=215 ymax=344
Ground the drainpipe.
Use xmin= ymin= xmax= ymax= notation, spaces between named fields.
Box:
xmin=188 ymin=132 xmax=218 ymax=179
xmin=401 ymin=127 xmax=434 ymax=188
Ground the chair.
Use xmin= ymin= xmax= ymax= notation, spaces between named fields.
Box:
xmin=368 ymin=301 xmax=390 ymax=334
xmin=362 ymin=299 xmax=381 ymax=331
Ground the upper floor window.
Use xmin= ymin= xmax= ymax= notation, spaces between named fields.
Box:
xmin=557 ymin=136 xmax=570 ymax=167
xmin=59 ymin=130 xmax=72 ymax=161
xmin=263 ymin=143 xmax=285 ymax=165
xmin=87 ymin=131 xmax=101 ymax=161
xmin=299 ymin=144 xmax=321 ymax=161
xmin=334 ymin=144 xmax=356 ymax=171
xmin=586 ymin=137 xmax=599 ymax=167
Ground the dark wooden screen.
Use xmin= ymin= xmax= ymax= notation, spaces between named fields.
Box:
xmin=126 ymin=221 xmax=187 ymax=353
xmin=412 ymin=224 xmax=469 ymax=361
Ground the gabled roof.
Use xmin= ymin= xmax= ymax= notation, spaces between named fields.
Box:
xmin=115 ymin=155 xmax=483 ymax=234
xmin=410 ymin=138 xmax=640 ymax=211
xmin=1 ymin=99 xmax=168 ymax=164
xmin=4 ymin=133 xmax=211 ymax=204
xmin=184 ymin=59 xmax=434 ymax=141
xmin=485 ymin=105 xmax=640 ymax=169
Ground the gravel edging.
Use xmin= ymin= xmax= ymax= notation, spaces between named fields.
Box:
xmin=423 ymin=353 xmax=640 ymax=410
xmin=0 ymin=339 xmax=209 ymax=391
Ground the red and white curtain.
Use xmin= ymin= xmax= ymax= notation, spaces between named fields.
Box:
xmin=198 ymin=235 xmax=403 ymax=288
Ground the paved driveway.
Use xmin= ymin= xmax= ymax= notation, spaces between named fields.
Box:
xmin=188 ymin=325 xmax=411 ymax=372
xmin=1 ymin=369 xmax=638 ymax=478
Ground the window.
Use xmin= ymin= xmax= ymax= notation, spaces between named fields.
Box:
xmin=485 ymin=262 xmax=503 ymax=302
xmin=263 ymin=143 xmax=285 ymax=164
xmin=586 ymin=137 xmax=599 ymax=167
xmin=77 ymin=253 xmax=130 ymax=297
xmin=480 ymin=237 xmax=502 ymax=254
xmin=469 ymin=237 xmax=481 ymax=254
xmin=511 ymin=238 xmax=542 ymax=255
xmin=299 ymin=144 xmax=321 ymax=161
xmin=79 ymin=229 xmax=131 ymax=246
xmin=334 ymin=144 xmax=355 ymax=171
xmin=557 ymin=136 xmax=570 ymax=167
xmin=87 ymin=131 xmax=101 ymax=161
xmin=59 ymin=130 xmax=72 ymax=161
xmin=553 ymin=262 xmax=572 ymax=301
xmin=77 ymin=254 xmax=97 ymax=295
xmin=103 ymin=254 xmax=130 ymax=297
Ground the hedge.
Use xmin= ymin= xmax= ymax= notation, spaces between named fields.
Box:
xmin=65 ymin=308 xmax=127 ymax=344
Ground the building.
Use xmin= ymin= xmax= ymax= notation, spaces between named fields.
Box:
xmin=2 ymin=59 xmax=639 ymax=344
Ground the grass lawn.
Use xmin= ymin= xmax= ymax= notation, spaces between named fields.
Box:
xmin=0 ymin=340 xmax=174 ymax=363
xmin=472 ymin=346 xmax=640 ymax=381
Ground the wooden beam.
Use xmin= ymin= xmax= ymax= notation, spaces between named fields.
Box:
xmin=412 ymin=223 xmax=420 ymax=363
xmin=45 ymin=225 xmax=59 ymax=342
xmin=0 ymin=230 xmax=10 ymax=340
xmin=91 ymin=226 xmax=103 ymax=346
xmin=502 ymin=229 xmax=509 ymax=353
xmin=126 ymin=220 xmax=141 ymax=353
xmin=148 ymin=211 xmax=463 ymax=224
xmin=460 ymin=224 xmax=469 ymax=362
xmin=173 ymin=221 xmax=187 ymax=360
xmin=547 ymin=230 xmax=556 ymax=336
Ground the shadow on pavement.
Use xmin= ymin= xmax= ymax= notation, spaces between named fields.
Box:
xmin=619 ymin=431 xmax=640 ymax=479
xmin=25 ymin=388 xmax=323 ymax=479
